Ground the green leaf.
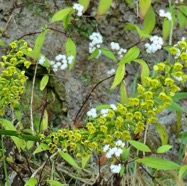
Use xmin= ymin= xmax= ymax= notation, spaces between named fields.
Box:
xmin=101 ymin=48 xmax=117 ymax=62
xmin=51 ymin=8 xmax=74 ymax=22
xmin=177 ymin=10 xmax=187 ymax=29
xmin=167 ymin=101 xmax=184 ymax=112
xmin=66 ymin=38 xmax=76 ymax=70
xmin=33 ymin=143 xmax=49 ymax=154
xmin=179 ymin=165 xmax=187 ymax=180
xmin=40 ymin=74 xmax=49 ymax=91
xmin=136 ymin=157 xmax=181 ymax=170
xmin=143 ymin=5 xmax=155 ymax=34
xmin=59 ymin=151 xmax=80 ymax=169
xmin=155 ymin=123 xmax=168 ymax=145
xmin=128 ymin=140 xmax=151 ymax=152
xmin=46 ymin=180 xmax=64 ymax=186
xmin=0 ymin=39 xmax=5 ymax=46
xmin=97 ymin=0 xmax=112 ymax=17
xmin=88 ymin=48 xmax=99 ymax=60
xmin=179 ymin=5 xmax=187 ymax=16
xmin=133 ymin=59 xmax=149 ymax=86
xmin=24 ymin=177 xmax=38 ymax=186
xmin=120 ymin=164 xmax=125 ymax=177
xmin=29 ymin=29 xmax=48 ymax=59
xmin=111 ymin=64 xmax=125 ymax=89
xmin=156 ymin=145 xmax=172 ymax=153
xmin=0 ymin=119 xmax=26 ymax=152
xmin=79 ymin=0 xmax=90 ymax=12
xmin=96 ymin=104 xmax=111 ymax=110
xmin=82 ymin=154 xmax=91 ymax=168
xmin=118 ymin=46 xmax=140 ymax=65
xmin=139 ymin=0 xmax=151 ymax=19
xmin=124 ymin=24 xmax=150 ymax=39
xmin=63 ymin=14 xmax=71 ymax=29
xmin=41 ymin=109 xmax=48 ymax=131
xmin=120 ymin=81 xmax=128 ymax=104
xmin=121 ymin=147 xmax=130 ymax=161
xmin=162 ymin=19 xmax=172 ymax=40
xmin=172 ymin=92 xmax=187 ymax=101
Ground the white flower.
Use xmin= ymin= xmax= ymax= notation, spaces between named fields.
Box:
xmin=55 ymin=54 xmax=66 ymax=61
xmin=145 ymin=36 xmax=163 ymax=54
xmin=110 ymin=104 xmax=117 ymax=110
xmin=38 ymin=56 xmax=45 ymax=65
xmin=103 ymin=144 xmax=110 ymax=152
xmin=89 ymin=32 xmax=103 ymax=58
xmin=110 ymin=42 xmax=120 ymax=50
xmin=60 ymin=63 xmax=68 ymax=70
xmin=110 ymin=164 xmax=121 ymax=174
xmin=67 ymin=55 xmax=74 ymax=64
xmin=107 ymin=68 xmax=115 ymax=75
xmin=87 ymin=108 xmax=97 ymax=118
xmin=115 ymin=140 xmax=125 ymax=148
xmin=100 ymin=109 xmax=109 ymax=117
xmin=159 ymin=9 xmax=172 ymax=20
xmin=114 ymin=148 xmax=123 ymax=157
xmin=50 ymin=60 xmax=55 ymax=65
xmin=73 ymin=3 xmax=84 ymax=17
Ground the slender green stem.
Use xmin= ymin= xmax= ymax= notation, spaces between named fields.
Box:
xmin=1 ymin=136 xmax=9 ymax=186
xmin=0 ymin=129 xmax=40 ymax=142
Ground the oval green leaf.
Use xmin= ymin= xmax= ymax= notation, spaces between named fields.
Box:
xmin=118 ymin=46 xmax=140 ymax=65
xmin=47 ymin=180 xmax=64 ymax=186
xmin=128 ymin=140 xmax=151 ymax=152
xmin=51 ymin=8 xmax=74 ymax=22
xmin=40 ymin=74 xmax=49 ymax=91
xmin=155 ymin=123 xmax=168 ymax=145
xmin=59 ymin=151 xmax=80 ymax=169
xmin=97 ymin=0 xmax=112 ymax=17
xmin=66 ymin=38 xmax=76 ymax=70
xmin=156 ymin=145 xmax=172 ymax=153
xmin=111 ymin=64 xmax=125 ymax=89
xmin=136 ymin=157 xmax=181 ymax=170
xmin=179 ymin=165 xmax=187 ymax=180
xmin=101 ymin=48 xmax=117 ymax=62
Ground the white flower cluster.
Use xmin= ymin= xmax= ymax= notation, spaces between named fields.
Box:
xmin=175 ymin=0 xmax=184 ymax=3
xmin=159 ymin=9 xmax=172 ymax=20
xmin=38 ymin=56 xmax=45 ymax=65
xmin=50 ymin=54 xmax=74 ymax=72
xmin=103 ymin=139 xmax=125 ymax=174
xmin=110 ymin=164 xmax=122 ymax=174
xmin=110 ymin=42 xmax=127 ymax=59
xmin=89 ymin=32 xmax=103 ymax=59
xmin=107 ymin=68 xmax=115 ymax=75
xmin=87 ymin=104 xmax=117 ymax=118
xmin=87 ymin=108 xmax=97 ymax=118
xmin=100 ymin=104 xmax=117 ymax=117
xmin=144 ymin=36 xmax=163 ymax=54
xmin=73 ymin=3 xmax=84 ymax=16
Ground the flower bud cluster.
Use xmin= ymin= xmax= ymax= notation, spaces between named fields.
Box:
xmin=73 ymin=3 xmax=84 ymax=17
xmin=159 ymin=9 xmax=172 ymax=20
xmin=89 ymin=32 xmax=103 ymax=58
xmin=0 ymin=40 xmax=32 ymax=115
xmin=110 ymin=42 xmax=127 ymax=59
xmin=144 ymin=36 xmax=163 ymax=53
xmin=42 ymin=54 xmax=75 ymax=72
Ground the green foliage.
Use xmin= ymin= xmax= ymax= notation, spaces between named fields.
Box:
xmin=24 ymin=177 xmax=38 ymax=186
xmin=155 ymin=123 xmax=168 ymax=145
xmin=136 ymin=157 xmax=181 ymax=170
xmin=47 ymin=180 xmax=64 ymax=186
xmin=128 ymin=140 xmax=151 ymax=152
xmin=40 ymin=74 xmax=49 ymax=91
xmin=66 ymin=38 xmax=76 ymax=70
xmin=97 ymin=0 xmax=113 ymax=18
xmin=139 ymin=0 xmax=151 ymax=19
xmin=156 ymin=145 xmax=172 ymax=153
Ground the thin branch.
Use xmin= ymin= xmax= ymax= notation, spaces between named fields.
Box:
xmin=73 ymin=75 xmax=114 ymax=123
